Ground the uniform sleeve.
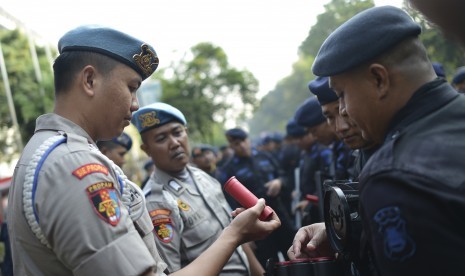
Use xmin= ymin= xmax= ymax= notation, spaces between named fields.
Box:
xmin=360 ymin=171 xmax=465 ymax=276
xmin=36 ymin=150 xmax=155 ymax=276
xmin=146 ymin=194 xmax=183 ymax=272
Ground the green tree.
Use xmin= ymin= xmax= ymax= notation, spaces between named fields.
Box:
xmin=299 ymin=0 xmax=375 ymax=58
xmin=250 ymin=0 xmax=375 ymax=136
xmin=0 ymin=29 xmax=55 ymax=162
xmin=157 ymin=42 xmax=259 ymax=144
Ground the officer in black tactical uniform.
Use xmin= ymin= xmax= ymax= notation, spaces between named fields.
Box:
xmin=219 ymin=128 xmax=296 ymax=268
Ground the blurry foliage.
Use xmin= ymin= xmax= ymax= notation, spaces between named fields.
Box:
xmin=155 ymin=42 xmax=259 ymax=144
xmin=0 ymin=29 xmax=55 ymax=162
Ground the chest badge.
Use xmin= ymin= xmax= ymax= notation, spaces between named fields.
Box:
xmin=177 ymin=199 xmax=190 ymax=211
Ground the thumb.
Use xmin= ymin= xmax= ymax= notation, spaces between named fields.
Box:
xmin=250 ymin=198 xmax=266 ymax=215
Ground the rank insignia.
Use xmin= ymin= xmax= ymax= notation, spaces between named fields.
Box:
xmin=177 ymin=199 xmax=190 ymax=211
xmin=86 ymin=182 xmax=121 ymax=226
xmin=154 ymin=219 xmax=174 ymax=243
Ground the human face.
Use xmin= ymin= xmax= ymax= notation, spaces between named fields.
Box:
xmin=94 ymin=64 xmax=141 ymax=140
xmin=329 ymin=69 xmax=388 ymax=144
xmin=307 ymin=122 xmax=336 ymax=146
xmin=228 ymin=138 xmax=251 ymax=158
xmin=321 ymin=101 xmax=371 ymax=149
xmin=141 ymin=122 xmax=190 ymax=174
xmin=102 ymin=145 xmax=128 ymax=168
xmin=296 ymin=131 xmax=315 ymax=151
xmin=192 ymin=152 xmax=212 ymax=172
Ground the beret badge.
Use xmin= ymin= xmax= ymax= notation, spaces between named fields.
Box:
xmin=133 ymin=44 xmax=159 ymax=77
xmin=139 ymin=111 xmax=161 ymax=128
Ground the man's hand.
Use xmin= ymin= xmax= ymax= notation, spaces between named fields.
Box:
xmin=264 ymin=179 xmax=282 ymax=197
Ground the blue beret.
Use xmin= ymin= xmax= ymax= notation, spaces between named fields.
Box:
xmin=308 ymin=76 xmax=338 ymax=105
xmin=112 ymin=132 xmax=132 ymax=151
xmin=131 ymin=102 xmax=187 ymax=133
xmin=286 ymin=118 xmax=307 ymax=137
xmin=58 ymin=25 xmax=159 ymax=80
xmin=294 ymin=97 xmax=326 ymax=128
xmin=452 ymin=67 xmax=465 ymax=84
xmin=432 ymin=62 xmax=446 ymax=78
xmin=225 ymin=128 xmax=248 ymax=140
xmin=312 ymin=6 xmax=421 ymax=76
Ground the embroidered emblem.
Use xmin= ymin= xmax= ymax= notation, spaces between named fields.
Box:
xmin=86 ymin=182 xmax=121 ymax=226
xmin=154 ymin=221 xmax=174 ymax=243
xmin=133 ymin=44 xmax=159 ymax=77
xmin=177 ymin=199 xmax=190 ymax=211
xmin=150 ymin=209 xmax=171 ymax=217
xmin=374 ymin=206 xmax=416 ymax=261
xmin=139 ymin=111 xmax=160 ymax=129
xmin=72 ymin=163 xmax=108 ymax=179
xmin=169 ymin=180 xmax=182 ymax=192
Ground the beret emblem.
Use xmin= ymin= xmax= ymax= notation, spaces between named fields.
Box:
xmin=139 ymin=111 xmax=160 ymax=128
xmin=133 ymin=44 xmax=159 ymax=77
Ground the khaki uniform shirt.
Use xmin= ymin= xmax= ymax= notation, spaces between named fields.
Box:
xmin=8 ymin=113 xmax=164 ymax=276
xmin=145 ymin=166 xmax=250 ymax=275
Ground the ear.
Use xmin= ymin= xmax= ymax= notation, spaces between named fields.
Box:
xmin=368 ymin=64 xmax=390 ymax=100
xmin=80 ymin=65 xmax=98 ymax=97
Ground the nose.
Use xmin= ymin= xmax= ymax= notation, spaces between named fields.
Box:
xmin=130 ymin=95 xmax=140 ymax=112
xmin=335 ymin=114 xmax=349 ymax=134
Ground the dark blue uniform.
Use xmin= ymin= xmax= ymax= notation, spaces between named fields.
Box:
xmin=219 ymin=149 xmax=296 ymax=267
xmin=359 ymin=79 xmax=465 ymax=276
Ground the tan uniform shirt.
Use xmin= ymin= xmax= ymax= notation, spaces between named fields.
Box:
xmin=144 ymin=166 xmax=250 ymax=275
xmin=8 ymin=113 xmax=163 ymax=276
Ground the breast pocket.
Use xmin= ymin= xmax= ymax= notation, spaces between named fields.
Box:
xmin=181 ymin=213 xmax=219 ymax=260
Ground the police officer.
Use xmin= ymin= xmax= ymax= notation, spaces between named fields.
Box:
xmin=219 ymin=128 xmax=296 ymax=268
xmin=292 ymin=97 xmax=332 ymax=224
xmin=8 ymin=25 xmax=280 ymax=276
xmin=191 ymin=144 xmax=219 ymax=178
xmin=132 ymin=102 xmax=264 ymax=276
xmin=309 ymin=76 xmax=379 ymax=179
xmin=97 ymin=131 xmax=133 ymax=168
xmin=289 ymin=6 xmax=465 ymax=276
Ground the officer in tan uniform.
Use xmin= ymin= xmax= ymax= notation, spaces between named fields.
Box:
xmin=132 ymin=102 xmax=264 ymax=276
xmin=8 ymin=25 xmax=280 ymax=276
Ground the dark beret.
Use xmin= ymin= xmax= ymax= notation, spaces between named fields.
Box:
xmin=432 ymin=62 xmax=446 ymax=78
xmin=112 ymin=132 xmax=133 ymax=151
xmin=131 ymin=102 xmax=187 ymax=133
xmin=191 ymin=144 xmax=216 ymax=158
xmin=225 ymin=128 xmax=248 ymax=140
xmin=144 ymin=159 xmax=154 ymax=170
xmin=286 ymin=118 xmax=307 ymax=137
xmin=312 ymin=6 xmax=421 ymax=76
xmin=452 ymin=67 xmax=465 ymax=84
xmin=294 ymin=97 xmax=326 ymax=128
xmin=58 ymin=25 xmax=159 ymax=80
xmin=308 ymin=76 xmax=338 ymax=105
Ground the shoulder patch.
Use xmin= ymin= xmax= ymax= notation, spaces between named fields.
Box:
xmin=73 ymin=163 xmax=109 ymax=179
xmin=149 ymin=208 xmax=174 ymax=243
xmin=86 ymin=182 xmax=121 ymax=226
xmin=374 ymin=206 xmax=416 ymax=261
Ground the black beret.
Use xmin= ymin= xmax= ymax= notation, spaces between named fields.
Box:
xmin=225 ymin=128 xmax=248 ymax=140
xmin=112 ymin=132 xmax=133 ymax=151
xmin=452 ymin=67 xmax=465 ymax=84
xmin=286 ymin=118 xmax=307 ymax=137
xmin=58 ymin=25 xmax=159 ymax=80
xmin=191 ymin=144 xmax=216 ymax=158
xmin=294 ymin=97 xmax=326 ymax=128
xmin=312 ymin=6 xmax=421 ymax=76
xmin=308 ymin=76 xmax=338 ymax=105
